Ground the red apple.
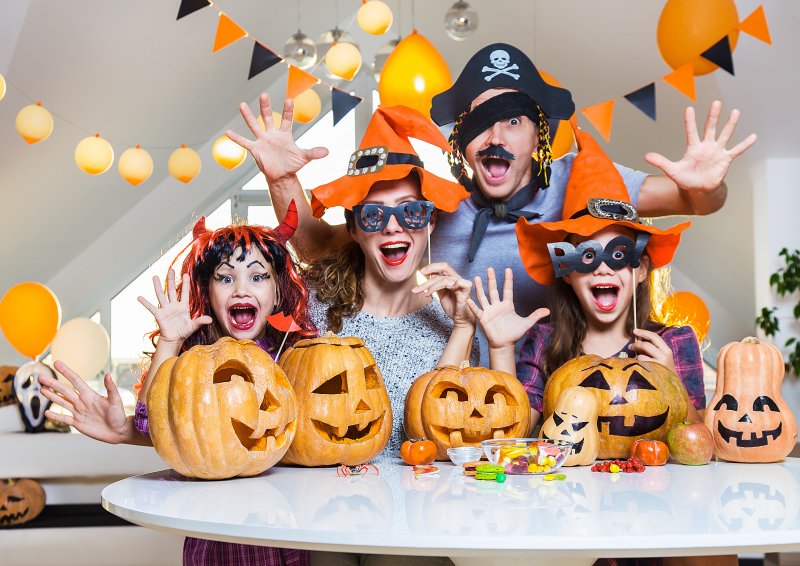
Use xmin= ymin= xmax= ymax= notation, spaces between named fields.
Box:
xmin=666 ymin=420 xmax=714 ymax=465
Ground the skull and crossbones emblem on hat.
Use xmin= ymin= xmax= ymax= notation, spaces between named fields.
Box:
xmin=482 ymin=49 xmax=520 ymax=81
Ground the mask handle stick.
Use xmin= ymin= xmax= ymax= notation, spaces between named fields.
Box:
xmin=427 ymin=223 xmax=432 ymax=267
xmin=632 ymin=266 xmax=639 ymax=336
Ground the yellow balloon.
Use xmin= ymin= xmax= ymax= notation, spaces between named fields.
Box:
xmin=15 ymin=102 xmax=54 ymax=144
xmin=212 ymin=135 xmax=247 ymax=170
xmin=0 ymin=74 xmax=6 ymax=102
xmin=118 ymin=145 xmax=154 ymax=186
xmin=50 ymin=317 xmax=110 ymax=380
xmin=293 ymin=89 xmax=321 ymax=124
xmin=168 ymin=144 xmax=201 ymax=183
xmin=0 ymin=282 xmax=61 ymax=360
xmin=75 ymin=134 xmax=114 ymax=175
xmin=326 ymin=43 xmax=362 ymax=81
xmin=357 ymin=0 xmax=393 ymax=35
xmin=378 ymin=31 xmax=452 ymax=119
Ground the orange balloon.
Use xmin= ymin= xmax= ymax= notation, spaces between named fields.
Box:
xmin=660 ymin=291 xmax=710 ymax=343
xmin=378 ymin=30 xmax=452 ymax=119
xmin=539 ymin=70 xmax=575 ymax=159
xmin=657 ymin=0 xmax=739 ymax=76
xmin=0 ymin=282 xmax=61 ymax=359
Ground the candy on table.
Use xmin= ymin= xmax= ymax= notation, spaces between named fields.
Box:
xmin=496 ymin=442 xmax=566 ymax=475
xmin=590 ymin=457 xmax=646 ymax=473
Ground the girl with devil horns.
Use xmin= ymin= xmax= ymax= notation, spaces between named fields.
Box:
xmin=40 ymin=205 xmax=316 ymax=566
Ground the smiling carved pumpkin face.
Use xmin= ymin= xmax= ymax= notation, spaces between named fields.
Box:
xmin=405 ymin=364 xmax=531 ymax=460
xmin=543 ymin=354 xmax=688 ymax=459
xmin=147 ymin=337 xmax=298 ymax=480
xmin=0 ymin=478 xmax=46 ymax=527
xmin=0 ymin=366 xmax=17 ymax=407
xmin=278 ymin=333 xmax=392 ymax=466
xmin=704 ymin=337 xmax=798 ymax=463
xmin=541 ymin=386 xmax=600 ymax=466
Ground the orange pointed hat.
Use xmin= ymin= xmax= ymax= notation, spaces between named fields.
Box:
xmin=516 ymin=121 xmax=691 ymax=285
xmin=310 ymin=105 xmax=470 ymax=218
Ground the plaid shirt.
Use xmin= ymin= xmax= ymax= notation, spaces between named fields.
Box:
xmin=134 ymin=401 xmax=309 ymax=566
xmin=517 ymin=322 xmax=706 ymax=413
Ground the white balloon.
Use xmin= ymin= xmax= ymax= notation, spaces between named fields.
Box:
xmin=50 ymin=317 xmax=110 ymax=380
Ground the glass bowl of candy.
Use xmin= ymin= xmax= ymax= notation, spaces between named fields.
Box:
xmin=481 ymin=438 xmax=572 ymax=475
xmin=447 ymin=446 xmax=484 ymax=466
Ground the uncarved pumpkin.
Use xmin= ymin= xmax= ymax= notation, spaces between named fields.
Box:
xmin=704 ymin=336 xmax=798 ymax=463
xmin=543 ymin=354 xmax=688 ymax=459
xmin=405 ymin=364 xmax=531 ymax=460
xmin=148 ymin=337 xmax=298 ymax=480
xmin=0 ymin=478 xmax=45 ymax=527
xmin=278 ymin=333 xmax=392 ymax=466
xmin=541 ymin=386 xmax=600 ymax=466
xmin=0 ymin=366 xmax=17 ymax=407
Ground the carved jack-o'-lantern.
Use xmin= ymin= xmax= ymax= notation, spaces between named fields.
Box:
xmin=543 ymin=354 xmax=688 ymax=459
xmin=13 ymin=361 xmax=55 ymax=433
xmin=405 ymin=364 xmax=531 ymax=460
xmin=278 ymin=333 xmax=392 ymax=466
xmin=541 ymin=386 xmax=600 ymax=466
xmin=0 ymin=478 xmax=46 ymax=527
xmin=0 ymin=366 xmax=18 ymax=407
xmin=148 ymin=337 xmax=298 ymax=480
xmin=704 ymin=337 xmax=798 ymax=463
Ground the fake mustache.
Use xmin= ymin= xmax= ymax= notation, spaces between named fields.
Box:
xmin=476 ymin=145 xmax=516 ymax=161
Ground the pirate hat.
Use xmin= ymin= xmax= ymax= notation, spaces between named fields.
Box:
xmin=310 ymin=106 xmax=469 ymax=218
xmin=516 ymin=122 xmax=691 ymax=285
xmin=430 ymin=43 xmax=575 ymax=126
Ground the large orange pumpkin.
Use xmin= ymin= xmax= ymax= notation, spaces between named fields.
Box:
xmin=543 ymin=354 xmax=688 ymax=459
xmin=148 ymin=337 xmax=298 ymax=480
xmin=405 ymin=364 xmax=531 ymax=460
xmin=278 ymin=333 xmax=392 ymax=466
xmin=0 ymin=365 xmax=17 ymax=407
xmin=704 ymin=337 xmax=798 ymax=463
xmin=0 ymin=478 xmax=46 ymax=527
xmin=541 ymin=386 xmax=600 ymax=466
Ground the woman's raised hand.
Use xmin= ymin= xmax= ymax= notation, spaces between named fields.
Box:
xmin=225 ymin=93 xmax=328 ymax=184
xmin=630 ymin=328 xmax=676 ymax=372
xmin=137 ymin=269 xmax=212 ymax=345
xmin=415 ymin=262 xmax=475 ymax=329
xmin=468 ymin=267 xmax=549 ymax=349
xmin=40 ymin=361 xmax=132 ymax=444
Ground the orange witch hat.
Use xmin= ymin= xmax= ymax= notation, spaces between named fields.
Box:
xmin=310 ymin=105 xmax=469 ymax=218
xmin=516 ymin=121 xmax=691 ymax=285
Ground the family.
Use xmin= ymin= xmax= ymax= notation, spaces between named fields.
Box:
xmin=39 ymin=42 xmax=755 ymax=566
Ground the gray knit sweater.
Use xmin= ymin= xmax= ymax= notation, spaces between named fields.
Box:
xmin=308 ymin=292 xmax=479 ymax=459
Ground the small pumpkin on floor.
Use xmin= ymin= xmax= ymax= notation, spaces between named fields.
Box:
xmin=704 ymin=336 xmax=798 ymax=462
xmin=278 ymin=333 xmax=392 ymax=466
xmin=0 ymin=478 xmax=46 ymax=527
xmin=405 ymin=362 xmax=531 ymax=460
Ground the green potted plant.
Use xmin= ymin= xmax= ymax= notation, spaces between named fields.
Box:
xmin=756 ymin=248 xmax=800 ymax=377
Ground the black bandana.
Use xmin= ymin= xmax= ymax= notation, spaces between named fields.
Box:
xmin=468 ymin=180 xmax=541 ymax=262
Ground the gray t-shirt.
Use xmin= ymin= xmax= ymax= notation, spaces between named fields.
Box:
xmin=308 ymin=293 xmax=480 ymax=460
xmin=431 ymin=153 xmax=647 ymax=364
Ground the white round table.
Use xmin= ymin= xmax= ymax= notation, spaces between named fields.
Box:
xmin=102 ymin=458 xmax=800 ymax=566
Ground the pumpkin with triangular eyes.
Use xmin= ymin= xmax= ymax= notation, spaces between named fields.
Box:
xmin=0 ymin=478 xmax=46 ymax=527
xmin=405 ymin=364 xmax=531 ymax=460
xmin=541 ymin=386 xmax=600 ymax=466
xmin=0 ymin=366 xmax=17 ymax=407
xmin=543 ymin=354 xmax=688 ymax=459
xmin=704 ymin=337 xmax=798 ymax=463
xmin=148 ymin=337 xmax=298 ymax=479
xmin=279 ymin=333 xmax=392 ymax=466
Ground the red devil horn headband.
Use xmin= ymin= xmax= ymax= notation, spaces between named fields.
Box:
xmin=192 ymin=216 xmax=209 ymax=239
xmin=273 ymin=199 xmax=298 ymax=244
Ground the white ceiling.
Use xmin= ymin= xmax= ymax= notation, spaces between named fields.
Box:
xmin=0 ymin=0 xmax=794 ymax=362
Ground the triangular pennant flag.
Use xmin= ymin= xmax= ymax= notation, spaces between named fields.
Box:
xmin=249 ymin=42 xmax=281 ymax=80
xmin=624 ymin=83 xmax=657 ymax=121
xmin=580 ymin=99 xmax=615 ymax=142
xmin=331 ymin=88 xmax=363 ymax=126
xmin=177 ymin=0 xmax=210 ymax=20
xmin=662 ymin=63 xmax=696 ymax=101
xmin=701 ymin=35 xmax=735 ymax=75
xmin=286 ymin=65 xmax=319 ymax=101
xmin=739 ymin=5 xmax=772 ymax=45
xmin=212 ymin=13 xmax=247 ymax=53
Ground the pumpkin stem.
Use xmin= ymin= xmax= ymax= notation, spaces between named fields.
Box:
xmin=459 ymin=360 xmax=470 ymax=370
xmin=618 ymin=352 xmax=629 ymax=359
xmin=742 ymin=336 xmax=761 ymax=344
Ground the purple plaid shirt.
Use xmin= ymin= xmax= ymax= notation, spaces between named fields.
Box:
xmin=134 ymin=401 xmax=309 ymax=566
xmin=517 ymin=322 xmax=706 ymax=413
